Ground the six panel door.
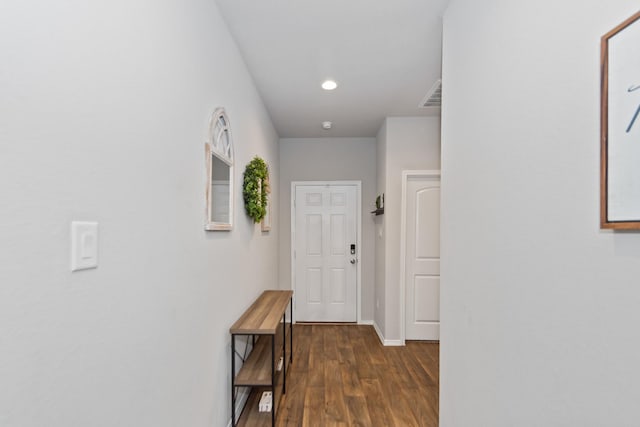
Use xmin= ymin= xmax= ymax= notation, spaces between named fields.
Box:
xmin=294 ymin=184 xmax=357 ymax=322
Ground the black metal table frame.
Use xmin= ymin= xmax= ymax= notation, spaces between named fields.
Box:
xmin=231 ymin=300 xmax=293 ymax=427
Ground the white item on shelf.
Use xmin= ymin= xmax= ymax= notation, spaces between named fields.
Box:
xmin=258 ymin=391 xmax=272 ymax=412
xmin=277 ymin=356 xmax=284 ymax=371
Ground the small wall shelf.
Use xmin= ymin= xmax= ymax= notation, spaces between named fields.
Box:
xmin=372 ymin=193 xmax=384 ymax=216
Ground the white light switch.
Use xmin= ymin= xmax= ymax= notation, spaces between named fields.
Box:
xmin=71 ymin=221 xmax=99 ymax=271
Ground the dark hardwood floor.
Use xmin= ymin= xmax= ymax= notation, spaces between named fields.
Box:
xmin=275 ymin=324 xmax=439 ymax=427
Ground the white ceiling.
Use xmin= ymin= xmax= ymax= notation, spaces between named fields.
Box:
xmin=215 ymin=0 xmax=449 ymax=138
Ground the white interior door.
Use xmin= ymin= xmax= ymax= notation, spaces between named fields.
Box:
xmin=294 ymin=184 xmax=357 ymax=322
xmin=405 ymin=174 xmax=440 ymax=340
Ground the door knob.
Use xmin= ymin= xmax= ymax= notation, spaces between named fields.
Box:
xmin=350 ymin=259 xmax=356 ymax=264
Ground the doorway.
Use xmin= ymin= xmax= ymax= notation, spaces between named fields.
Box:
xmin=401 ymin=171 xmax=441 ymax=341
xmin=291 ymin=182 xmax=361 ymax=322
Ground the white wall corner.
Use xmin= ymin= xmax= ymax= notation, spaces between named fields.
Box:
xmin=372 ymin=321 xmax=404 ymax=347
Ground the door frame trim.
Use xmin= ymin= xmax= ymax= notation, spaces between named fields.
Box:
xmin=400 ymin=170 xmax=441 ymax=344
xmin=290 ymin=181 xmax=362 ymax=324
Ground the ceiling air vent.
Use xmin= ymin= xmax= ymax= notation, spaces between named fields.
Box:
xmin=419 ymin=79 xmax=442 ymax=108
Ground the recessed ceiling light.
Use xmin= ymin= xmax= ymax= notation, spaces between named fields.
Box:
xmin=322 ymin=121 xmax=332 ymax=130
xmin=321 ymin=80 xmax=338 ymax=91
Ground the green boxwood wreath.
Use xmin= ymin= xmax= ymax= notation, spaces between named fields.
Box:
xmin=243 ymin=156 xmax=270 ymax=223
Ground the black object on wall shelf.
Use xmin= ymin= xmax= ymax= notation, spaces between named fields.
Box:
xmin=372 ymin=193 xmax=384 ymax=215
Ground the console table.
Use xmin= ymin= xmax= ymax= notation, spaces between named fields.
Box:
xmin=230 ymin=290 xmax=293 ymax=426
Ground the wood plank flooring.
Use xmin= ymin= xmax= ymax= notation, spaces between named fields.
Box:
xmin=275 ymin=324 xmax=439 ymax=427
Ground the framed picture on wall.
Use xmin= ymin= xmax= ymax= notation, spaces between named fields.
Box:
xmin=601 ymin=11 xmax=640 ymax=229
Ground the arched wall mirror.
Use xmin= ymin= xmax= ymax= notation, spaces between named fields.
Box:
xmin=205 ymin=108 xmax=234 ymax=231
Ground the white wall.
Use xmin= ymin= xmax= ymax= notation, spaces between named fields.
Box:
xmin=278 ymin=138 xmax=376 ymax=322
xmin=374 ymin=122 xmax=388 ymax=333
xmin=441 ymin=1 xmax=640 ymax=425
xmin=0 ymin=1 xmax=278 ymax=426
xmin=381 ymin=117 xmax=441 ymax=341
xmin=374 ymin=117 xmax=441 ymax=341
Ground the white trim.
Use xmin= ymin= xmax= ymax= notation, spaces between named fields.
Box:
xmin=399 ymin=170 xmax=441 ymax=344
xmin=290 ymin=183 xmax=296 ymax=323
xmin=372 ymin=321 xmax=404 ymax=347
xmin=290 ymin=181 xmax=362 ymax=324
xmin=373 ymin=321 xmax=385 ymax=344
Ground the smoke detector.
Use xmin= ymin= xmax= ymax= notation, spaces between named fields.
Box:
xmin=419 ymin=79 xmax=442 ymax=108
xmin=322 ymin=121 xmax=332 ymax=130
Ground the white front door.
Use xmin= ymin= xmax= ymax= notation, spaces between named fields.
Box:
xmin=293 ymin=184 xmax=358 ymax=322
xmin=404 ymin=174 xmax=440 ymax=340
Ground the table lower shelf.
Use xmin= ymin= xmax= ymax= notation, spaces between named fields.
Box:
xmin=235 ymin=323 xmax=291 ymax=387
xmin=236 ymin=354 xmax=291 ymax=427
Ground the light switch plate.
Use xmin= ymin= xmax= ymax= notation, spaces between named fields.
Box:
xmin=71 ymin=221 xmax=99 ymax=271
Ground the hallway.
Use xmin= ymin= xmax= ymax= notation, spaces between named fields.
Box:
xmin=271 ymin=325 xmax=439 ymax=426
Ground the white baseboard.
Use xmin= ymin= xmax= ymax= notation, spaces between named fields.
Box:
xmin=372 ymin=321 xmax=385 ymax=343
xmin=226 ymin=388 xmax=250 ymax=427
xmin=372 ymin=321 xmax=405 ymax=347
xmin=359 ymin=319 xmax=374 ymax=325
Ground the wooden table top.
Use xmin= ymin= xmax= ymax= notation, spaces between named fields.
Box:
xmin=230 ymin=290 xmax=293 ymax=335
